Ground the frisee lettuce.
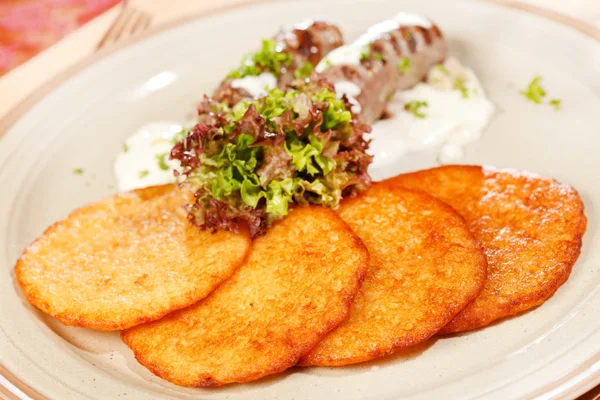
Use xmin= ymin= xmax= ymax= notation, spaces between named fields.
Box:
xmin=171 ymin=78 xmax=372 ymax=237
xmin=285 ymin=134 xmax=335 ymax=176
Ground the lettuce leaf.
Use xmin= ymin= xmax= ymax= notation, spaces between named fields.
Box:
xmin=285 ymin=134 xmax=336 ymax=176
xmin=171 ymin=77 xmax=372 ymax=237
xmin=265 ymin=178 xmax=294 ymax=215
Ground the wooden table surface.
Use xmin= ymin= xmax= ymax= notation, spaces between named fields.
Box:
xmin=0 ymin=1 xmax=599 ymax=399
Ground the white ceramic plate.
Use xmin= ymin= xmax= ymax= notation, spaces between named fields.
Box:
xmin=1 ymin=1 xmax=599 ymax=399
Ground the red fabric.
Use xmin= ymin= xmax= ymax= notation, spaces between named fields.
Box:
xmin=0 ymin=0 xmax=120 ymax=77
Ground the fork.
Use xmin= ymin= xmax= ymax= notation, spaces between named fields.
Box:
xmin=96 ymin=0 xmax=153 ymax=50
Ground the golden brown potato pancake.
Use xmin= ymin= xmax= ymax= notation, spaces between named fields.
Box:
xmin=298 ymin=185 xmax=487 ymax=366
xmin=15 ymin=184 xmax=251 ymax=331
xmin=121 ymin=206 xmax=369 ymax=387
xmin=382 ymin=165 xmax=587 ymax=333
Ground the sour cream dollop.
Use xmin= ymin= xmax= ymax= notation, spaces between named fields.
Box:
xmin=114 ymin=122 xmax=182 ymax=191
xmin=369 ymin=57 xmax=495 ymax=168
xmin=315 ymin=45 xmax=364 ymax=73
xmin=356 ymin=12 xmax=433 ymax=47
xmin=230 ymin=72 xmax=277 ymax=98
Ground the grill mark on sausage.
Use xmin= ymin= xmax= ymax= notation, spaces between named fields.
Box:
xmin=390 ymin=32 xmax=404 ymax=54
xmin=400 ymin=27 xmax=418 ymax=53
xmin=321 ymin=18 xmax=447 ymax=125
xmin=416 ymin=26 xmax=432 ymax=45
xmin=432 ymin=24 xmax=444 ymax=40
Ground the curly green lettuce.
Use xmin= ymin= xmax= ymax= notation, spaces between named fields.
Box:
xmin=171 ymin=78 xmax=372 ymax=237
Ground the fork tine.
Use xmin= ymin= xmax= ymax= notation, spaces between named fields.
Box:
xmin=110 ymin=7 xmax=136 ymax=43
xmin=97 ymin=7 xmax=133 ymax=49
xmin=97 ymin=6 xmax=152 ymax=49
xmin=97 ymin=7 xmax=128 ymax=49
xmin=130 ymin=12 xmax=152 ymax=35
xmin=143 ymin=14 xmax=152 ymax=29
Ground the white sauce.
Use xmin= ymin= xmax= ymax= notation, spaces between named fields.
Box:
xmin=114 ymin=122 xmax=182 ymax=192
xmin=230 ymin=72 xmax=276 ymax=98
xmin=317 ymin=12 xmax=432 ymax=73
xmin=355 ymin=20 xmax=403 ymax=47
xmin=334 ymin=81 xmax=362 ymax=114
xmin=291 ymin=17 xmax=318 ymax=31
xmin=315 ymin=45 xmax=365 ymax=73
xmin=369 ymin=57 xmax=495 ymax=168
xmin=355 ymin=13 xmax=432 ymax=47
xmin=393 ymin=11 xmax=432 ymax=28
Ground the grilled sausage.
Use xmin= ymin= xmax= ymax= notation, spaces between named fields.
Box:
xmin=212 ymin=19 xmax=343 ymax=106
xmin=317 ymin=13 xmax=447 ymax=124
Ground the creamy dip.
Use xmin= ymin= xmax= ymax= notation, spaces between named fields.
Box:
xmin=230 ymin=72 xmax=277 ymax=98
xmin=369 ymin=57 xmax=495 ymax=168
xmin=114 ymin=122 xmax=182 ymax=191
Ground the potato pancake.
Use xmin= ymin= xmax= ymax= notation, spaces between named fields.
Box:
xmin=299 ymin=185 xmax=487 ymax=366
xmin=15 ymin=184 xmax=251 ymax=331
xmin=382 ymin=165 xmax=587 ymax=333
xmin=121 ymin=206 xmax=369 ymax=387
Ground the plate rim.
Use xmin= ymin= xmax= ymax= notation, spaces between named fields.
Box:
xmin=0 ymin=0 xmax=599 ymax=399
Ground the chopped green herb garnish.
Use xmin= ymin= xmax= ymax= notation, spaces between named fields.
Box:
xmin=122 ymin=142 xmax=129 ymax=152
xmin=404 ymin=100 xmax=429 ymax=118
xmin=360 ymin=45 xmax=383 ymax=62
xmin=397 ymin=57 xmax=410 ymax=73
xmin=139 ymin=170 xmax=150 ymax=179
xmin=155 ymin=153 xmax=170 ymax=171
xmin=228 ymin=39 xmax=292 ymax=79
xmin=403 ymin=31 xmax=412 ymax=41
xmin=521 ymin=76 xmax=546 ymax=104
xmin=454 ymin=78 xmax=469 ymax=99
xmin=549 ymin=99 xmax=562 ymax=111
xmin=294 ymin=62 xmax=314 ymax=79
xmin=73 ymin=168 xmax=84 ymax=175
xmin=435 ymin=64 xmax=449 ymax=75
xmin=360 ymin=48 xmax=370 ymax=61
xmin=521 ymin=76 xmax=562 ymax=109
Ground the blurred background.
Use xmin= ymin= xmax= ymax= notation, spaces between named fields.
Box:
xmin=0 ymin=0 xmax=598 ymax=123
xmin=0 ymin=0 xmax=120 ymax=77
xmin=1 ymin=0 xmax=599 ymax=77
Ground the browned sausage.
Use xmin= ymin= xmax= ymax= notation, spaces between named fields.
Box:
xmin=212 ymin=19 xmax=343 ymax=106
xmin=318 ymin=15 xmax=446 ymax=124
